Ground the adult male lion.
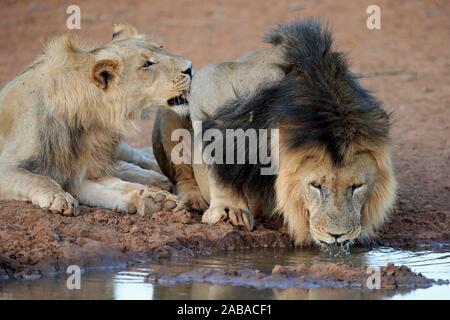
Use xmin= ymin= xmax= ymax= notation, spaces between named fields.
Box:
xmin=0 ymin=23 xmax=192 ymax=216
xmin=153 ymin=20 xmax=397 ymax=246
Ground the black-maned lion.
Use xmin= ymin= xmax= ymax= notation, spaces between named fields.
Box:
xmin=0 ymin=23 xmax=192 ymax=216
xmin=153 ymin=20 xmax=396 ymax=246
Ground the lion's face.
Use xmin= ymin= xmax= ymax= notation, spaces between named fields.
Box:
xmin=276 ymin=144 xmax=396 ymax=247
xmin=90 ymin=23 xmax=192 ymax=119
xmin=299 ymin=152 xmax=377 ymax=245
xmin=114 ymin=40 xmax=192 ymax=112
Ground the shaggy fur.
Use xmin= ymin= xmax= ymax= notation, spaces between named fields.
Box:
xmin=202 ymin=20 xmax=396 ymax=245
xmin=20 ymin=113 xmax=119 ymax=188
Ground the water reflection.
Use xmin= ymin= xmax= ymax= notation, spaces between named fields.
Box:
xmin=0 ymin=247 xmax=449 ymax=300
xmin=113 ymin=271 xmax=154 ymax=300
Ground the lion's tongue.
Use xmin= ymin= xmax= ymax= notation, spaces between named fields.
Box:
xmin=186 ymin=92 xmax=192 ymax=103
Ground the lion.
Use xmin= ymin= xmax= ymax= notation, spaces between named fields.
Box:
xmin=153 ymin=20 xmax=397 ymax=246
xmin=0 ymin=23 xmax=193 ymax=216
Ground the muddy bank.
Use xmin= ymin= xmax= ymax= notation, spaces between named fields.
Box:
xmin=145 ymin=263 xmax=448 ymax=290
xmin=377 ymin=211 xmax=450 ymax=249
xmin=1 ymin=198 xmax=449 ymax=281
xmin=0 ymin=200 xmax=290 ymax=280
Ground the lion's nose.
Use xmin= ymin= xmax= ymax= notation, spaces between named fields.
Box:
xmin=319 ymin=232 xmax=348 ymax=245
xmin=328 ymin=232 xmax=345 ymax=240
xmin=182 ymin=68 xmax=192 ymax=78
xmin=182 ymin=64 xmax=193 ymax=78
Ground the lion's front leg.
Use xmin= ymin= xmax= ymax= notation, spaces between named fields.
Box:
xmin=69 ymin=176 xmax=183 ymax=215
xmin=201 ymin=172 xmax=255 ymax=231
xmin=0 ymin=166 xmax=79 ymax=216
xmin=114 ymin=160 xmax=172 ymax=191
xmin=116 ymin=142 xmax=160 ymax=171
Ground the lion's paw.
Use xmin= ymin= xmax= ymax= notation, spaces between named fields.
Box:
xmin=202 ymin=206 xmax=255 ymax=231
xmin=33 ymin=191 xmax=80 ymax=216
xmin=178 ymin=190 xmax=208 ymax=212
xmin=145 ymin=171 xmax=173 ymax=191
xmin=127 ymin=186 xmax=184 ymax=216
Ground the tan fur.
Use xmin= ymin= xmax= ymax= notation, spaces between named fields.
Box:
xmin=0 ymin=24 xmax=192 ymax=216
xmin=275 ymin=137 xmax=397 ymax=246
xmin=152 ymin=109 xmax=208 ymax=211
xmin=112 ymin=23 xmax=138 ymax=40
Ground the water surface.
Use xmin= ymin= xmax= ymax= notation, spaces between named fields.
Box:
xmin=0 ymin=247 xmax=449 ymax=300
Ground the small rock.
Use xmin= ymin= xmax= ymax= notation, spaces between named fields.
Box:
xmin=271 ymin=264 xmax=286 ymax=275
xmin=130 ymin=225 xmax=140 ymax=234
xmin=225 ymin=269 xmax=238 ymax=277
xmin=255 ymin=273 xmax=265 ymax=280
xmin=403 ymin=73 xmax=417 ymax=82
xmin=51 ymin=232 xmax=61 ymax=242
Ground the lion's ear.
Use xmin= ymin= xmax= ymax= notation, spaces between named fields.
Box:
xmin=112 ymin=23 xmax=138 ymax=40
xmin=91 ymin=59 xmax=120 ymax=90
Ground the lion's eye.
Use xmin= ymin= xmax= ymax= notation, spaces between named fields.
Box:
xmin=310 ymin=182 xmax=322 ymax=190
xmin=141 ymin=60 xmax=156 ymax=69
xmin=351 ymin=183 xmax=363 ymax=193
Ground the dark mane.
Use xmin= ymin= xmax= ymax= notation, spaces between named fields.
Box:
xmin=266 ymin=20 xmax=390 ymax=161
xmin=203 ymin=20 xmax=391 ymax=198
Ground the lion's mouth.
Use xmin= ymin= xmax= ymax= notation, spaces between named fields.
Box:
xmin=167 ymin=93 xmax=189 ymax=106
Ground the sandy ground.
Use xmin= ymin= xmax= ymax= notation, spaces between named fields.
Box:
xmin=0 ymin=0 xmax=449 ymax=280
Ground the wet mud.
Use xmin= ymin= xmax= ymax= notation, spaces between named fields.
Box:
xmin=145 ymin=263 xmax=448 ymax=290
xmin=0 ymin=201 xmax=290 ymax=280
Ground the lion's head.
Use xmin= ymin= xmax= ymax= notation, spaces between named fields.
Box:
xmin=276 ymin=142 xmax=396 ymax=247
xmin=40 ymin=23 xmax=191 ymax=131
xmin=93 ymin=23 xmax=192 ymax=115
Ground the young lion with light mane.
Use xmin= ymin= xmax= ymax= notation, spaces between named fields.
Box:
xmin=0 ymin=24 xmax=192 ymax=216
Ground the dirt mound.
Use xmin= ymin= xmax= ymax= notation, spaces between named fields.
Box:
xmin=145 ymin=262 xmax=447 ymax=289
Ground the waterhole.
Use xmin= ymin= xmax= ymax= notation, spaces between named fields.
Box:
xmin=0 ymin=246 xmax=449 ymax=299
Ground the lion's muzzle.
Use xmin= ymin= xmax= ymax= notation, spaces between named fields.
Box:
xmin=310 ymin=225 xmax=362 ymax=245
